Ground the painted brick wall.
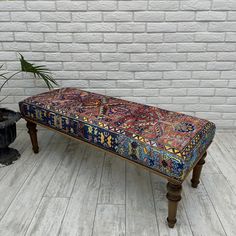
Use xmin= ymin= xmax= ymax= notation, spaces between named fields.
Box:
xmin=0 ymin=0 xmax=236 ymax=129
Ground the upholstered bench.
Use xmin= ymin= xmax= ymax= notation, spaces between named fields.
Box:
xmin=19 ymin=87 xmax=215 ymax=228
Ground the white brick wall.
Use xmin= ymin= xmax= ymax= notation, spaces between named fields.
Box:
xmin=0 ymin=0 xmax=236 ymax=129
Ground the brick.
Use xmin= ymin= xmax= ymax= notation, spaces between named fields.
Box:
xmin=15 ymin=32 xmax=43 ymax=42
xmin=0 ymin=1 xmax=25 ymax=11
xmin=92 ymin=62 xmax=119 ymax=71
xmin=107 ymin=72 xmax=134 ymax=80
xmin=27 ymin=1 xmax=56 ymax=11
xmin=207 ymin=43 xmax=235 ymax=52
xmin=187 ymin=53 xmax=216 ymax=61
xmin=0 ymin=52 xmax=16 ymax=60
xmin=45 ymin=53 xmax=72 ymax=62
xmin=120 ymin=63 xmax=148 ymax=71
xmin=118 ymin=44 xmax=146 ymax=53
xmin=165 ymin=12 xmax=195 ymax=22
xmin=57 ymin=1 xmax=86 ymax=11
xmin=11 ymin=12 xmax=40 ymax=21
xmin=164 ymin=33 xmax=194 ymax=42
xmin=41 ymin=12 xmax=71 ymax=22
xmin=64 ymin=62 xmax=91 ymax=71
xmin=72 ymin=52 xmax=100 ymax=61
xmin=0 ymin=23 xmax=26 ymax=32
xmin=104 ymin=33 xmax=132 ymax=43
xmin=106 ymin=89 xmax=133 ymax=97
xmin=52 ymin=71 xmax=79 ymax=80
xmin=87 ymin=23 xmax=115 ymax=32
xmin=102 ymin=53 xmax=129 ymax=62
xmin=90 ymin=80 xmax=116 ymax=88
xmin=218 ymin=52 xmax=236 ymax=61
xmin=227 ymin=98 xmax=236 ymax=104
xmin=196 ymin=12 xmax=226 ymax=21
xmin=173 ymin=97 xmax=199 ymax=104
xmin=180 ymin=1 xmax=211 ymax=10
xmin=144 ymin=80 xmax=171 ymax=88
xmin=135 ymin=72 xmax=162 ymax=80
xmin=184 ymin=104 xmax=211 ymax=112
xmin=159 ymin=53 xmax=186 ymax=62
xmin=0 ymin=12 xmax=10 ymax=21
xmin=177 ymin=43 xmax=206 ymax=52
xmin=188 ymin=88 xmax=215 ymax=96
xmin=195 ymin=33 xmax=225 ymax=42
xmin=117 ymin=80 xmax=143 ymax=88
xmin=178 ymin=22 xmax=208 ymax=32
xmin=61 ymin=80 xmax=88 ymax=88
xmin=73 ymin=12 xmax=102 ymax=22
xmin=147 ymin=43 xmax=176 ymax=53
xmin=163 ymin=71 xmax=191 ymax=80
xmin=200 ymin=80 xmax=228 ymax=88
xmin=88 ymin=1 xmax=116 ymax=11
xmin=60 ymin=43 xmax=88 ymax=52
xmin=31 ymin=43 xmax=58 ymax=52
xmin=160 ymin=88 xmax=187 ymax=96
xmin=133 ymin=89 xmax=159 ymax=96
xmin=80 ymin=72 xmax=106 ymax=80
xmin=215 ymin=88 xmax=236 ymax=96
xmin=212 ymin=0 xmax=236 ymax=10
xmin=172 ymin=80 xmax=199 ymax=87
xmin=147 ymin=23 xmax=177 ymax=32
xmin=58 ymin=23 xmax=86 ymax=32
xmin=74 ymin=33 xmax=103 ymax=43
xmin=3 ymin=42 xmax=30 ymax=51
xmin=196 ymin=112 xmax=222 ymax=119
xmin=28 ymin=23 xmax=57 ymax=32
xmin=192 ymin=71 xmax=220 ymax=79
xmin=89 ymin=44 xmax=116 ymax=52
xmin=149 ymin=1 xmax=179 ymax=11
xmin=131 ymin=53 xmax=158 ymax=62
xmin=118 ymin=1 xmax=147 ymax=11
xmin=149 ymin=62 xmax=176 ymax=71
xmin=117 ymin=23 xmax=145 ymax=32
xmin=177 ymin=62 xmax=206 ymax=71
xmin=209 ymin=22 xmax=236 ymax=32
xmin=228 ymin=12 xmax=236 ymax=21
xmin=207 ymin=62 xmax=234 ymax=70
xmin=134 ymin=12 xmax=164 ymax=22
xmin=226 ymin=33 xmax=236 ymax=42
xmin=45 ymin=33 xmax=72 ymax=42
xmin=103 ymin=12 xmax=132 ymax=22
xmin=134 ymin=33 xmax=163 ymax=43
xmin=147 ymin=97 xmax=172 ymax=104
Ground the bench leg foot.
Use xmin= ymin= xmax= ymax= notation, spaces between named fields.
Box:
xmin=26 ymin=121 xmax=39 ymax=154
xmin=191 ymin=152 xmax=206 ymax=188
xmin=166 ymin=182 xmax=182 ymax=228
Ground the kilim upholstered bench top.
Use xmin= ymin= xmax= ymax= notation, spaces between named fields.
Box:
xmin=19 ymin=87 xmax=215 ymax=183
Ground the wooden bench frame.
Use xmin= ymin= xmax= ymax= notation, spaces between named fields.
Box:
xmin=25 ymin=117 xmax=207 ymax=228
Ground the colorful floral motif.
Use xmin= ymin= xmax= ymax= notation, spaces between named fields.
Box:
xmin=19 ymin=87 xmax=215 ymax=182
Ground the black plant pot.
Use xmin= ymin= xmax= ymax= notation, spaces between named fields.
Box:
xmin=0 ymin=108 xmax=21 ymax=166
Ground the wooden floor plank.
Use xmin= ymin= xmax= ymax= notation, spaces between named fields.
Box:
xmin=208 ymin=140 xmax=236 ymax=194
xmin=182 ymin=177 xmax=226 ymax=236
xmin=151 ymin=174 xmax=193 ymax=236
xmin=0 ymin=131 xmax=54 ymax=219
xmin=25 ymin=197 xmax=69 ymax=236
xmin=126 ymin=164 xmax=159 ymax=236
xmin=93 ymin=204 xmax=125 ymax=236
xmin=0 ymin=141 xmax=68 ymax=236
xmin=202 ymin=173 xmax=236 ymax=236
xmin=98 ymin=153 xmax=125 ymax=205
xmin=59 ymin=146 xmax=104 ymax=236
xmin=44 ymin=141 xmax=86 ymax=198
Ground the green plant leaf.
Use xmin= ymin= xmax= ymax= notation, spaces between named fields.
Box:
xmin=19 ymin=53 xmax=58 ymax=90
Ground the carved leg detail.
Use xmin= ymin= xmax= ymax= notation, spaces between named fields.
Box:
xmin=191 ymin=152 xmax=207 ymax=188
xmin=166 ymin=182 xmax=182 ymax=228
xmin=26 ymin=121 xmax=39 ymax=154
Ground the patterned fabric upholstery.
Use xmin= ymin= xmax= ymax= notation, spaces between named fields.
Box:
xmin=19 ymin=88 xmax=215 ymax=182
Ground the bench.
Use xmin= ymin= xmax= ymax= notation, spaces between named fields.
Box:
xmin=19 ymin=87 xmax=215 ymax=228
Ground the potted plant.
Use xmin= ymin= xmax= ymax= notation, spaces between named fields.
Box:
xmin=0 ymin=54 xmax=57 ymax=166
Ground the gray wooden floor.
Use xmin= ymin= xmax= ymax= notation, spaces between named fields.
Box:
xmin=0 ymin=129 xmax=236 ymax=236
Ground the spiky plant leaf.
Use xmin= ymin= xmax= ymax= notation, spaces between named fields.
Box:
xmin=19 ymin=54 xmax=58 ymax=90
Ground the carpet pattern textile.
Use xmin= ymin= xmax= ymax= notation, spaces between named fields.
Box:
xmin=19 ymin=88 xmax=215 ymax=181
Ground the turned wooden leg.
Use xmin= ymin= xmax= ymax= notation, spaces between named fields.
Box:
xmin=26 ymin=121 xmax=39 ymax=153
xmin=166 ymin=182 xmax=182 ymax=228
xmin=191 ymin=152 xmax=207 ymax=188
